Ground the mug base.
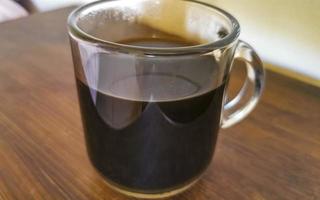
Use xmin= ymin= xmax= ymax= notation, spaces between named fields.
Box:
xmin=101 ymin=177 xmax=200 ymax=199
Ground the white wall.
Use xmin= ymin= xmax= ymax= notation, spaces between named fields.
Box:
xmin=30 ymin=0 xmax=92 ymax=11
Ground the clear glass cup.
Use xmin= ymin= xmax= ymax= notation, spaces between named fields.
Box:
xmin=68 ymin=0 xmax=265 ymax=198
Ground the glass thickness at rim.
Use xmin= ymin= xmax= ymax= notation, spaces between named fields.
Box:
xmin=68 ymin=0 xmax=241 ymax=55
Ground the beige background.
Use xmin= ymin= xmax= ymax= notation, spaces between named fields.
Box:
xmin=203 ymin=0 xmax=320 ymax=82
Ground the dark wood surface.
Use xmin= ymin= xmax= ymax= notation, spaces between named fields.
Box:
xmin=0 ymin=8 xmax=319 ymax=200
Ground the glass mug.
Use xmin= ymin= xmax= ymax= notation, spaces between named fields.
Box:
xmin=68 ymin=0 xmax=265 ymax=198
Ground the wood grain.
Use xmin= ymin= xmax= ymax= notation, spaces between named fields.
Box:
xmin=0 ymin=8 xmax=319 ymax=200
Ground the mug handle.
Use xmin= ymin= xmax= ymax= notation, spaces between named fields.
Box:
xmin=221 ymin=40 xmax=265 ymax=129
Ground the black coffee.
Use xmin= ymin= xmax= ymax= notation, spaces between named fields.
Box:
xmin=75 ymin=38 xmax=226 ymax=193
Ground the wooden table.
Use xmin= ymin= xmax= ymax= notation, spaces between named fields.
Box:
xmin=0 ymin=8 xmax=319 ymax=200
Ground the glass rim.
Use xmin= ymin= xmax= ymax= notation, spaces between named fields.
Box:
xmin=68 ymin=0 xmax=240 ymax=55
